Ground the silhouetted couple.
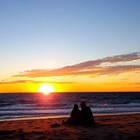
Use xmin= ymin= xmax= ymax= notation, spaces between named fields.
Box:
xmin=62 ymin=102 xmax=95 ymax=126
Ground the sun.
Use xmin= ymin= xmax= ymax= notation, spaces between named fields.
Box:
xmin=38 ymin=84 xmax=55 ymax=95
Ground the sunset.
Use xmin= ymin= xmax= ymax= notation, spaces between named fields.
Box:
xmin=0 ymin=0 xmax=140 ymax=139
xmin=39 ymin=84 xmax=55 ymax=95
xmin=0 ymin=0 xmax=140 ymax=93
xmin=0 ymin=52 xmax=140 ymax=92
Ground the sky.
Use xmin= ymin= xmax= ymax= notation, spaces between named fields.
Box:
xmin=0 ymin=0 xmax=140 ymax=93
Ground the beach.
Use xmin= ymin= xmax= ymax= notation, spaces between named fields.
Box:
xmin=0 ymin=114 xmax=140 ymax=140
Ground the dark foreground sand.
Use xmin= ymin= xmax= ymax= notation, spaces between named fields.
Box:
xmin=0 ymin=114 xmax=140 ymax=140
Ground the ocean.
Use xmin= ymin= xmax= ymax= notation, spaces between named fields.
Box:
xmin=0 ymin=92 xmax=140 ymax=121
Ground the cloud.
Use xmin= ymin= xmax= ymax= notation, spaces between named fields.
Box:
xmin=94 ymin=65 xmax=140 ymax=76
xmin=0 ymin=80 xmax=75 ymax=85
xmin=14 ymin=52 xmax=140 ymax=78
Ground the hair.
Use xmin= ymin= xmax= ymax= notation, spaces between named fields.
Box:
xmin=80 ymin=101 xmax=86 ymax=107
xmin=74 ymin=104 xmax=78 ymax=109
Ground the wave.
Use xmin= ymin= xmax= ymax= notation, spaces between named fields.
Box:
xmin=0 ymin=92 xmax=140 ymax=120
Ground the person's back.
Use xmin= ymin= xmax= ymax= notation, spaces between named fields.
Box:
xmin=80 ymin=102 xmax=95 ymax=126
xmin=63 ymin=104 xmax=81 ymax=125
xmin=69 ymin=104 xmax=81 ymax=125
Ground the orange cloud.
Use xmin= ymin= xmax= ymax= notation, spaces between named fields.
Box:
xmin=14 ymin=52 xmax=140 ymax=78
xmin=0 ymin=80 xmax=75 ymax=85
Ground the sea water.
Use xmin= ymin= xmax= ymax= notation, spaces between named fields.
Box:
xmin=0 ymin=92 xmax=140 ymax=120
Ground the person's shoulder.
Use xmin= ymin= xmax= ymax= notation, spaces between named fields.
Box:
xmin=86 ymin=106 xmax=91 ymax=110
xmin=78 ymin=109 xmax=81 ymax=112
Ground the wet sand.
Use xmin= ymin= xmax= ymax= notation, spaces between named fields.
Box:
xmin=0 ymin=114 xmax=140 ymax=140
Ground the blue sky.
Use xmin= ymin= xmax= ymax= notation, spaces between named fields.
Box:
xmin=0 ymin=0 xmax=140 ymax=77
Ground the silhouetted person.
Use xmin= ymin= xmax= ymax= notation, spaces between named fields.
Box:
xmin=62 ymin=104 xmax=81 ymax=125
xmin=80 ymin=101 xmax=95 ymax=126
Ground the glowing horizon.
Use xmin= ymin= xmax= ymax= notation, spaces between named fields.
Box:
xmin=0 ymin=52 xmax=140 ymax=93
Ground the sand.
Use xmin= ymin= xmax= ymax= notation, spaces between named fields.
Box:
xmin=0 ymin=114 xmax=140 ymax=140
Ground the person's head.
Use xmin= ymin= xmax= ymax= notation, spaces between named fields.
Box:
xmin=80 ymin=101 xmax=86 ymax=109
xmin=74 ymin=104 xmax=78 ymax=110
